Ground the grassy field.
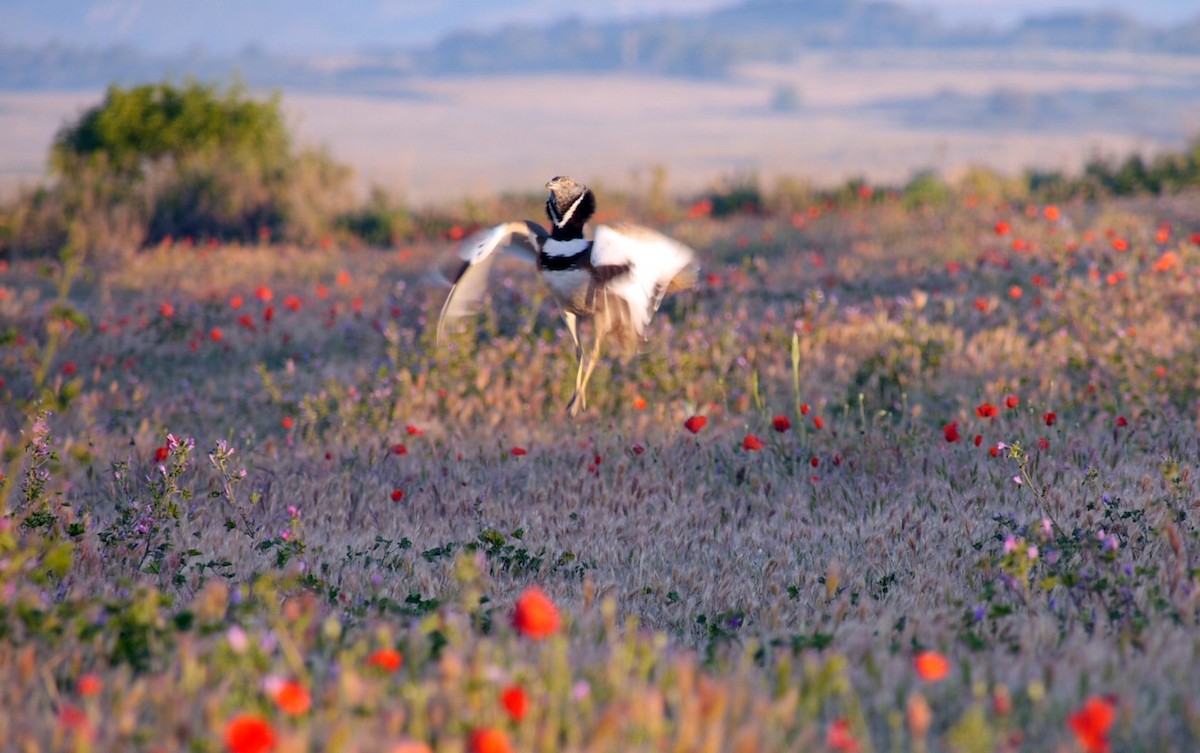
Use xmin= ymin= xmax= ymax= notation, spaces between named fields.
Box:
xmin=3 ymin=186 xmax=1200 ymax=752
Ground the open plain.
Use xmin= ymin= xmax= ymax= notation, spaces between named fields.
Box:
xmin=3 ymin=48 xmax=1199 ymax=203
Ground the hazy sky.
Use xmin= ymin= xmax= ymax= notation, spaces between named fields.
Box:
xmin=1 ymin=0 xmax=1195 ymax=54
xmin=907 ymin=0 xmax=1195 ymax=26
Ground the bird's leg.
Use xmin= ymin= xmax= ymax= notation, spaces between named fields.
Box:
xmin=563 ymin=311 xmax=582 ymax=387
xmin=564 ymin=311 xmax=586 ymax=417
xmin=575 ymin=317 xmax=607 ymax=417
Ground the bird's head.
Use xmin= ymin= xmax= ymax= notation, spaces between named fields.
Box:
xmin=545 ymin=176 xmax=595 ymax=233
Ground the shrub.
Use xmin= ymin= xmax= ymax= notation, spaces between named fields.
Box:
xmin=901 ymin=170 xmax=951 ymax=210
xmin=336 ymin=187 xmax=414 ymax=247
xmin=705 ymin=173 xmax=764 ymax=217
xmin=4 ymin=79 xmax=354 ymax=257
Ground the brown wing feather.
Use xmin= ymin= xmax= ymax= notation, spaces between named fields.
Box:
xmin=436 ymin=221 xmax=547 ymax=343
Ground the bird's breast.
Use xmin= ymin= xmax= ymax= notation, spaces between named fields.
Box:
xmin=541 ymin=267 xmax=593 ymax=312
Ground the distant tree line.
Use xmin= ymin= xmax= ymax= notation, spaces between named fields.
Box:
xmin=693 ymin=136 xmax=1200 ymax=216
xmin=1027 ymin=141 xmax=1200 ymax=201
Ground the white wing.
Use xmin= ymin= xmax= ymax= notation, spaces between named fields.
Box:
xmin=436 ymin=220 xmax=547 ymax=343
xmin=590 ymin=223 xmax=699 ymax=336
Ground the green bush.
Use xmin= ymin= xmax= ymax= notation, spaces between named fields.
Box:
xmin=52 ymin=80 xmax=290 ymax=179
xmin=901 ymin=170 xmax=951 ymax=210
xmin=336 ymin=187 xmax=413 ymax=247
xmin=3 ymin=80 xmax=354 ymax=258
xmin=706 ymin=174 xmax=764 ymax=217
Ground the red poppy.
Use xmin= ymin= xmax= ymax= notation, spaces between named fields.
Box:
xmin=633 ymin=396 xmax=648 ymax=410
xmin=513 ymin=586 xmax=560 ymax=639
xmin=772 ymin=415 xmax=791 ymax=432
xmin=1037 ymin=437 xmax=1050 ymax=450
xmin=1068 ymin=696 xmax=1116 ymax=753
xmin=994 ymin=221 xmax=1010 ymax=236
xmin=224 ymin=714 xmax=276 ymax=753
xmin=684 ymin=415 xmax=707 ymax=434
xmin=62 ymin=361 xmax=77 ymax=376
xmin=59 ymin=704 xmax=90 ymax=734
xmin=943 ymin=422 xmax=961 ymax=443
xmin=1152 ymin=251 xmax=1179 ymax=273
xmin=800 ymin=403 xmax=811 ymax=415
xmin=230 ymin=295 xmax=244 ymax=309
xmin=914 ymin=651 xmax=950 ymax=682
xmin=272 ymin=680 xmax=311 ymax=716
xmin=284 ymin=295 xmax=302 ymax=311
xmin=77 ymin=674 xmax=102 ymax=697
xmin=812 ymin=416 xmax=824 ymax=430
xmin=469 ymin=728 xmax=514 ymax=753
xmin=154 ymin=446 xmax=169 ymax=462
xmin=501 ymin=685 xmax=529 ymax=722
xmin=406 ymin=425 xmax=422 ymax=436
xmin=1004 ymin=395 xmax=1019 ymax=409
xmin=1191 ymin=232 xmax=1200 ymax=245
xmin=810 ymin=457 xmax=820 ymax=468
xmin=511 ymin=447 xmax=527 ymax=456
xmin=159 ymin=302 xmax=175 ymax=318
xmin=1042 ymin=412 xmax=1056 ymax=426
xmin=1044 ymin=205 xmax=1060 ymax=222
xmin=742 ymin=434 xmax=764 ymax=451
xmin=1112 ymin=238 xmax=1129 ymax=252
xmin=366 ymin=648 xmax=403 ymax=673
xmin=281 ymin=417 xmax=293 ymax=430
xmin=687 ymin=198 xmax=713 ymax=219
xmin=263 ymin=306 xmax=275 ymax=323
xmin=826 ymin=719 xmax=861 ymax=753
xmin=390 ymin=489 xmax=404 ymax=502
xmin=989 ymin=445 xmax=1000 ymax=458
xmin=976 ymin=402 xmax=998 ymax=418
xmin=210 ymin=327 xmax=224 ymax=342
xmin=255 ymin=285 xmax=273 ymax=302
xmin=337 ymin=270 xmax=351 ymax=286
xmin=391 ymin=444 xmax=408 ymax=455
xmin=1008 ymin=285 xmax=1023 ymax=299
xmin=974 ymin=434 xmax=983 ymax=447
xmin=1115 ymin=416 xmax=1127 ymax=428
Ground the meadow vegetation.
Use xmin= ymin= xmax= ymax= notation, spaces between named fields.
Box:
xmin=3 ymin=83 xmax=1200 ymax=752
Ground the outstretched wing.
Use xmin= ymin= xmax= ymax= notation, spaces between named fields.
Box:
xmin=590 ymin=223 xmax=699 ymax=336
xmin=437 ymin=220 xmax=548 ymax=343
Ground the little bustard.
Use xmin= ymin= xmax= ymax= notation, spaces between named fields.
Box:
xmin=437 ymin=176 xmax=699 ymax=416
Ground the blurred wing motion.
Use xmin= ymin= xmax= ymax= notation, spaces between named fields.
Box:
xmin=437 ymin=220 xmax=548 ymax=342
xmin=591 ymin=223 xmax=699 ymax=337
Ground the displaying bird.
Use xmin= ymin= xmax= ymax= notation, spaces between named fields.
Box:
xmin=437 ymin=176 xmax=699 ymax=417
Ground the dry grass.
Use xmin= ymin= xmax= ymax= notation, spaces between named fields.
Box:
xmin=3 ymin=187 xmax=1200 ymax=751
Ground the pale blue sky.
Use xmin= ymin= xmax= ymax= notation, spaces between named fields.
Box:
xmin=0 ymin=0 xmax=1194 ymax=54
